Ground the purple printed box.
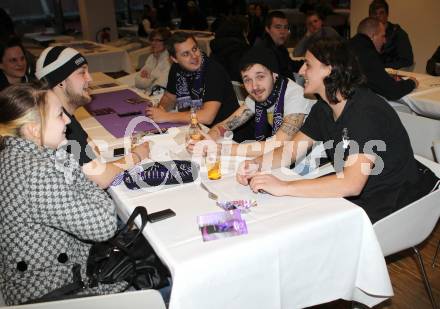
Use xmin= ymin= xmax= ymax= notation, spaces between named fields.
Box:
xmin=197 ymin=210 xmax=248 ymax=242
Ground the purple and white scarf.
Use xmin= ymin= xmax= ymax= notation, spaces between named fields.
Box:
xmin=175 ymin=52 xmax=209 ymax=110
xmin=254 ymin=76 xmax=288 ymax=141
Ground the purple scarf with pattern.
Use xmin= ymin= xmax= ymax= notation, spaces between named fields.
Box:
xmin=254 ymin=76 xmax=288 ymax=141
xmin=175 ymin=52 xmax=209 ymax=110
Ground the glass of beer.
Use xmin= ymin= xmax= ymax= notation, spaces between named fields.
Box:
xmin=206 ymin=152 xmax=221 ymax=180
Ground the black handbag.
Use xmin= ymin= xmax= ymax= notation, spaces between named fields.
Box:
xmin=86 ymin=206 xmax=170 ymax=290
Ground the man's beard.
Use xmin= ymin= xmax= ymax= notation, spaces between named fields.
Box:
xmin=66 ymin=84 xmax=92 ymax=109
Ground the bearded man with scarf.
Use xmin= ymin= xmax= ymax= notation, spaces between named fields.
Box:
xmin=187 ymin=47 xmax=315 ymax=158
xmin=146 ymin=32 xmax=254 ymax=142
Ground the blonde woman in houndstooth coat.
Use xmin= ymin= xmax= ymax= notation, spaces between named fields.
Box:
xmin=0 ymin=83 xmax=127 ymax=305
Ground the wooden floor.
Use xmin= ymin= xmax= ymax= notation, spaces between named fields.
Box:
xmin=310 ymin=222 xmax=440 ymax=309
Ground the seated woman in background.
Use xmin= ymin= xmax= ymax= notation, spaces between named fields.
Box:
xmin=138 ymin=4 xmax=156 ymax=38
xmin=135 ymin=27 xmax=171 ymax=93
xmin=0 ymin=36 xmax=31 ymax=91
xmin=0 ymin=83 xmax=127 ymax=305
xmin=237 ymin=38 xmax=439 ymax=223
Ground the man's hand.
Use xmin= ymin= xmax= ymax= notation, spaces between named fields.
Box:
xmin=249 ymin=173 xmax=289 ymax=196
xmin=145 ymin=106 xmax=169 ymax=123
xmin=186 ymin=131 xmax=220 ymax=156
xmin=236 ymin=159 xmax=260 ymax=186
xmin=409 ymin=76 xmax=419 ymax=88
xmin=207 ymin=126 xmax=223 ymax=141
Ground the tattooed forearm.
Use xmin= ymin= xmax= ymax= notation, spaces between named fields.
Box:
xmin=158 ymin=92 xmax=176 ymax=111
xmin=225 ymin=108 xmax=254 ymax=130
xmin=279 ymin=113 xmax=305 ymax=138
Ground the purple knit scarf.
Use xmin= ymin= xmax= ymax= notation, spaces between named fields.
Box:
xmin=175 ymin=52 xmax=209 ymax=110
xmin=254 ymin=76 xmax=288 ymax=141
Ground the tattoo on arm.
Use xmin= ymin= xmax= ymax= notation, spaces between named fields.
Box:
xmin=159 ymin=93 xmax=176 ymax=111
xmin=279 ymin=113 xmax=305 ymax=138
xmin=225 ymin=108 xmax=254 ymax=130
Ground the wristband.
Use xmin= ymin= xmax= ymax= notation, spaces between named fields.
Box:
xmin=217 ymin=125 xmax=227 ymax=137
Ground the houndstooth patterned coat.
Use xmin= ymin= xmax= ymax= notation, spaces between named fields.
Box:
xmin=0 ymin=137 xmax=127 ymax=305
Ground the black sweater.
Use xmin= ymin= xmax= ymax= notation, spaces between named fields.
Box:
xmin=349 ymin=33 xmax=415 ymax=101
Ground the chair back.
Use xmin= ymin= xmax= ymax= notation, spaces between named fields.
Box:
xmin=116 ymin=72 xmax=137 ymax=87
xmin=231 ymin=81 xmax=247 ymax=103
xmin=373 ymin=155 xmax=440 ymax=257
xmin=2 ymin=290 xmax=166 ymax=309
xmin=397 ymin=111 xmax=440 ymax=161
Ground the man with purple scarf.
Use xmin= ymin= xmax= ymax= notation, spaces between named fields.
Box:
xmin=146 ymin=31 xmax=254 ymax=142
xmin=187 ymin=47 xmax=314 ymax=157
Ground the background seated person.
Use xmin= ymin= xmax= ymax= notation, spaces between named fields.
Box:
xmin=146 ymin=32 xmax=254 ymax=142
xmin=188 ymin=47 xmax=314 ymax=157
xmin=247 ymin=3 xmax=268 ymax=46
xmin=36 ymin=46 xmax=150 ymax=188
xmin=369 ymin=0 xmax=414 ymax=69
xmin=255 ymin=10 xmax=298 ymax=80
xmin=138 ymin=4 xmax=156 ymax=37
xmin=0 ymin=83 xmax=126 ymax=305
xmin=426 ymin=45 xmax=440 ymax=76
xmin=299 ymin=0 xmax=334 ymax=19
xmin=209 ymin=16 xmax=250 ymax=82
xmin=0 ymin=36 xmax=32 ymax=91
xmin=135 ymin=28 xmax=172 ymax=93
xmin=349 ymin=17 xmax=417 ymax=101
xmin=180 ymin=1 xmax=208 ymax=31
xmin=293 ymin=11 xmax=341 ymax=57
xmin=237 ymin=38 xmax=438 ymax=224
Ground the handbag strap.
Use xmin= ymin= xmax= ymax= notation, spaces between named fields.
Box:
xmin=27 ymin=264 xmax=85 ymax=303
xmin=115 ymin=206 xmax=149 ymax=248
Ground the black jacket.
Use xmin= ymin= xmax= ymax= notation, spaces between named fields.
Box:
xmin=255 ymin=33 xmax=297 ymax=79
xmin=0 ymin=71 xmax=30 ymax=92
xmin=381 ymin=22 xmax=414 ymax=69
xmin=210 ymin=23 xmax=250 ymax=82
xmin=349 ymin=33 xmax=415 ymax=101
xmin=426 ymin=46 xmax=440 ymax=76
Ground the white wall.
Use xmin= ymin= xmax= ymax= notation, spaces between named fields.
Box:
xmin=351 ymin=0 xmax=440 ymax=73
xmin=78 ymin=0 xmax=118 ymax=42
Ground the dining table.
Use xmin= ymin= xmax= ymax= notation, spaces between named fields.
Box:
xmin=75 ymin=78 xmax=393 ymax=309
xmin=386 ymin=69 xmax=440 ymax=119
xmin=51 ymin=40 xmax=135 ymax=74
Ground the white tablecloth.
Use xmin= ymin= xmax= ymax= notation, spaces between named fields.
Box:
xmin=386 ymin=69 xmax=440 ymax=119
xmin=52 ymin=40 xmax=134 ymax=73
xmin=76 ymin=95 xmax=392 ymax=309
xmin=108 ymin=158 xmax=392 ymax=309
xmin=24 ymin=32 xmax=75 ymax=44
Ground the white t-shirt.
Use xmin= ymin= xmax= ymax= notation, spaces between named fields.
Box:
xmin=244 ymin=78 xmax=315 ymax=126
xmin=134 ymin=50 xmax=171 ymax=92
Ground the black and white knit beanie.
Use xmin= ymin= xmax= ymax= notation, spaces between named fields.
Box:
xmin=35 ymin=46 xmax=88 ymax=87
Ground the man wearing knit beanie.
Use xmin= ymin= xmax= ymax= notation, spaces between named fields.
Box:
xmin=36 ymin=46 xmax=150 ymax=188
xmin=187 ymin=46 xmax=315 ymax=158
xmin=36 ymin=47 xmax=94 ymax=112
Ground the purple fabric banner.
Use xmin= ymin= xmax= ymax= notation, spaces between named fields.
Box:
xmin=86 ymin=89 xmax=182 ymax=138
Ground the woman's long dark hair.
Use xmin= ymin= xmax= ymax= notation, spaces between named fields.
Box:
xmin=307 ymin=37 xmax=365 ymax=104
